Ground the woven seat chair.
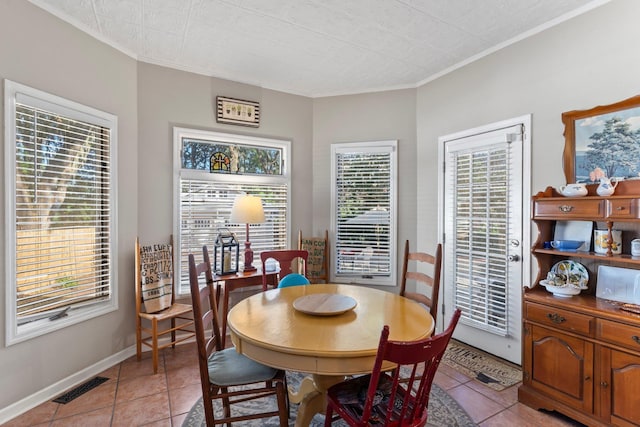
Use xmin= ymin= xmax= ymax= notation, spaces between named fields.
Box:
xmin=135 ymin=235 xmax=195 ymax=374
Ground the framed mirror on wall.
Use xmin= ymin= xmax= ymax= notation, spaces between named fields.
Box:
xmin=562 ymin=95 xmax=640 ymax=191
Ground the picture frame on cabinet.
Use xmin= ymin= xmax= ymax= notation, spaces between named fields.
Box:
xmin=562 ymin=94 xmax=640 ymax=184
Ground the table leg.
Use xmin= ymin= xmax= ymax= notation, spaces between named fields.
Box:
xmin=288 ymin=376 xmax=316 ymax=404
xmin=292 ymin=374 xmax=345 ymax=427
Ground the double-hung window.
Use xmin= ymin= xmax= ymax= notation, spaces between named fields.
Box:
xmin=174 ymin=128 xmax=291 ymax=294
xmin=331 ymin=140 xmax=397 ymax=286
xmin=5 ymin=80 xmax=117 ymax=345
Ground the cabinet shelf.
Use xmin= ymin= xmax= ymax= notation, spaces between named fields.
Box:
xmin=533 ymin=248 xmax=640 ymax=264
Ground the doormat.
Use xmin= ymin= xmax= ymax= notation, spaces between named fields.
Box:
xmin=52 ymin=376 xmax=109 ymax=404
xmin=443 ymin=340 xmax=522 ymax=391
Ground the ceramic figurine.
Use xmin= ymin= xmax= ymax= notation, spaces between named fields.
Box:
xmin=559 ymin=183 xmax=587 ymax=197
xmin=596 ymin=176 xmax=618 ymax=196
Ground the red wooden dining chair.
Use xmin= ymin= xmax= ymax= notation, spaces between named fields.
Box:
xmin=324 ymin=308 xmax=462 ymax=427
xmin=188 ymin=246 xmax=289 ymax=426
xmin=260 ymin=249 xmax=309 ymax=290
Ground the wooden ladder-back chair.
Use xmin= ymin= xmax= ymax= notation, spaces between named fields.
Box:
xmin=189 ymin=246 xmax=288 ymax=427
xmin=400 ymin=240 xmax=443 ymax=327
xmin=135 ymin=235 xmax=195 ymax=374
xmin=324 ymin=309 xmax=462 ymax=427
xmin=298 ymin=229 xmax=329 ymax=283
xmin=260 ymin=249 xmax=309 ymax=290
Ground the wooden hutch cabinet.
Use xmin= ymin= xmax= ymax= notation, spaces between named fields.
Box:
xmin=519 ymin=185 xmax=640 ymax=427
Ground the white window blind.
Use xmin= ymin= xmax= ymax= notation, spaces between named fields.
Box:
xmin=331 ymin=141 xmax=397 ymax=286
xmin=174 ymin=128 xmax=290 ymax=294
xmin=5 ymin=80 xmax=117 ymax=345
xmin=449 ymin=144 xmax=510 ymax=335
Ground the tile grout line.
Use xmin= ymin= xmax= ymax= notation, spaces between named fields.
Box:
xmin=109 ymin=361 xmax=122 ymax=426
xmin=163 ymin=351 xmax=176 ymax=424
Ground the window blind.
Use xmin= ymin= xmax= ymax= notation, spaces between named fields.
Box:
xmin=332 ymin=142 xmax=397 ymax=286
xmin=178 ymin=180 xmax=288 ymax=292
xmin=13 ymin=103 xmax=112 ymax=323
xmin=450 ymin=145 xmax=510 ymax=335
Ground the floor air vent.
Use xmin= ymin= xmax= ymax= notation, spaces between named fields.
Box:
xmin=53 ymin=376 xmax=109 ymax=404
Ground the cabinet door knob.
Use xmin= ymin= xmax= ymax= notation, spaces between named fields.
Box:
xmin=559 ymin=205 xmax=574 ymax=212
xmin=616 ymin=206 xmax=625 ymax=210
xmin=601 ymin=381 xmax=609 ymax=388
xmin=584 ymin=376 xmax=591 ymax=381
xmin=546 ymin=313 xmax=566 ymax=323
xmin=632 ymin=335 xmax=640 ymax=345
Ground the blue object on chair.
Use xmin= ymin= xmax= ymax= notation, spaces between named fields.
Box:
xmin=277 ymin=273 xmax=310 ymax=288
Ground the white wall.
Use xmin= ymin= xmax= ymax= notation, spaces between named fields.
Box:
xmin=0 ymin=0 xmax=138 ymax=411
xmin=415 ymin=0 xmax=640 ymax=275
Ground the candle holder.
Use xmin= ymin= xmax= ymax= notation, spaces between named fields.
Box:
xmin=214 ymin=228 xmax=239 ymax=275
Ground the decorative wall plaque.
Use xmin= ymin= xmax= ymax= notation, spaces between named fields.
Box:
xmin=216 ymin=96 xmax=260 ymax=127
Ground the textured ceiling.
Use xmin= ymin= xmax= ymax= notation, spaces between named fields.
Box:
xmin=30 ymin=0 xmax=606 ymax=97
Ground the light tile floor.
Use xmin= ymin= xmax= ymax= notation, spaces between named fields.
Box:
xmin=3 ymin=341 xmax=586 ymax=426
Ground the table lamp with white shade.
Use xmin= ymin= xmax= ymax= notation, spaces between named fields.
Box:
xmin=230 ymin=194 xmax=265 ymax=272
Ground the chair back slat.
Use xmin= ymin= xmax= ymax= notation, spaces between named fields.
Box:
xmin=405 ymin=271 xmax=433 ymax=287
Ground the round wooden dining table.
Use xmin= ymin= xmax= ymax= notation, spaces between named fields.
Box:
xmin=227 ymin=283 xmax=434 ymax=426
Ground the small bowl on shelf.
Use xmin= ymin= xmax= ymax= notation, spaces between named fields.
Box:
xmin=540 ymin=280 xmax=583 ymax=297
xmin=550 ymin=240 xmax=584 ymax=251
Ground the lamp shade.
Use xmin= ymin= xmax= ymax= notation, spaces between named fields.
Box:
xmin=230 ymin=195 xmax=265 ymax=224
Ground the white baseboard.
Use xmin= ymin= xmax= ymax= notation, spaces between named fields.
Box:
xmin=0 ymin=346 xmax=136 ymax=425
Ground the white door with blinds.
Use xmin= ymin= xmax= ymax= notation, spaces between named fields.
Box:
xmin=439 ymin=116 xmax=530 ymax=364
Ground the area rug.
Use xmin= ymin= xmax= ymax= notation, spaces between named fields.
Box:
xmin=442 ymin=340 xmax=522 ymax=391
xmin=182 ymin=371 xmax=477 ymax=426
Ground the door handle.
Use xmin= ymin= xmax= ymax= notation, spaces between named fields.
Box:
xmin=508 ymin=255 xmax=520 ymax=262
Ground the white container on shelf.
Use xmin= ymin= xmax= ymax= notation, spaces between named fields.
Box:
xmin=593 ymin=229 xmax=622 ymax=254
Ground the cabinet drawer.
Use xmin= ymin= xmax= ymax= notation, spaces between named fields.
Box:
xmin=596 ymin=319 xmax=640 ymax=353
xmin=606 ymin=198 xmax=640 ymax=219
xmin=526 ymin=302 xmax=594 ymax=336
xmin=534 ymin=199 xmax=604 ymax=219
